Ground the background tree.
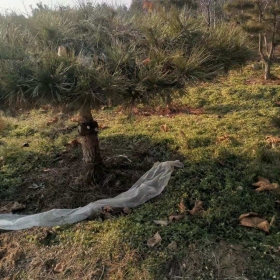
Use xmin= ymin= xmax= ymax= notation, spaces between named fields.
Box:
xmin=196 ymin=0 xmax=231 ymax=27
xmin=226 ymin=0 xmax=280 ymax=80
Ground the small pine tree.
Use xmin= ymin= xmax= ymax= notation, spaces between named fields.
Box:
xmin=0 ymin=5 xmax=251 ymax=183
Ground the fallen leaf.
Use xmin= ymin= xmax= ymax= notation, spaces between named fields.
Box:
xmin=160 ymin=124 xmax=168 ymax=132
xmin=7 ymin=249 xmax=21 ymax=267
xmin=167 ymin=241 xmax=177 ymax=251
xmin=53 ymin=262 xmax=65 ymax=273
xmin=70 ymin=116 xmax=80 ymax=122
xmin=122 ymin=207 xmax=132 ymax=214
xmin=239 ymin=212 xmax=270 ymax=233
xmin=153 ymin=220 xmax=169 ymax=226
xmin=68 ymin=139 xmax=80 ymax=147
xmin=169 ymin=212 xmax=184 ymax=222
xmin=46 ymin=117 xmax=58 ymax=126
xmin=216 ymin=135 xmax=231 ymax=144
xmin=0 ymin=202 xmax=26 ymax=213
xmin=142 ymin=58 xmax=151 ymax=65
xmin=147 ymin=232 xmax=162 ymax=247
xmin=99 ymin=124 xmax=109 ymax=130
xmin=265 ymin=136 xmax=280 ymax=144
xmin=252 ymin=177 xmax=280 ymax=192
xmin=11 ymin=202 xmax=26 ymax=211
xmin=28 ymin=183 xmax=40 ymax=190
xmin=178 ymin=198 xmax=186 ymax=214
xmin=189 ymin=201 xmax=205 ymax=216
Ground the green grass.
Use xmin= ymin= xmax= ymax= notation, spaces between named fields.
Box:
xmin=1 ymin=74 xmax=280 ymax=279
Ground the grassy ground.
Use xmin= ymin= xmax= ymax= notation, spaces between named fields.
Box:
xmin=1 ymin=66 xmax=280 ymax=279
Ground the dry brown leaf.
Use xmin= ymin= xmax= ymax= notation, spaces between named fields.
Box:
xmin=43 ymin=168 xmax=51 ymax=172
xmin=252 ymin=177 xmax=280 ymax=192
xmin=255 ymin=177 xmax=270 ymax=184
xmin=189 ymin=201 xmax=205 ymax=216
xmin=216 ymin=135 xmax=231 ymax=144
xmin=147 ymin=232 xmax=162 ymax=247
xmin=239 ymin=212 xmax=258 ymax=220
xmin=10 ymin=249 xmax=21 ymax=264
xmin=99 ymin=124 xmax=109 ymax=130
xmin=178 ymin=198 xmax=186 ymax=214
xmin=169 ymin=212 xmax=184 ymax=222
xmin=0 ymin=202 xmax=26 ymax=213
xmin=160 ymin=124 xmax=168 ymax=132
xmin=167 ymin=241 xmax=177 ymax=251
xmin=239 ymin=212 xmax=270 ymax=233
xmin=70 ymin=116 xmax=80 ymax=122
xmin=68 ymin=139 xmax=80 ymax=147
xmin=53 ymin=262 xmax=65 ymax=273
xmin=122 ymin=207 xmax=132 ymax=214
xmin=153 ymin=220 xmax=169 ymax=226
xmin=46 ymin=117 xmax=58 ymax=126
xmin=265 ymin=136 xmax=280 ymax=144
xmin=11 ymin=202 xmax=26 ymax=211
xmin=142 ymin=0 xmax=154 ymax=13
xmin=142 ymin=58 xmax=151 ymax=65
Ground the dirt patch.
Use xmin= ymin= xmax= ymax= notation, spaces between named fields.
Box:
xmin=0 ymin=226 xmax=140 ymax=280
xmin=0 ymin=141 xmax=147 ymax=217
xmin=167 ymin=241 xmax=249 ymax=279
xmin=0 ymin=236 xmax=24 ymax=278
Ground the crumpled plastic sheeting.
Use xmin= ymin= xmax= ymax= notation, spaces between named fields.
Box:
xmin=0 ymin=160 xmax=183 ymax=230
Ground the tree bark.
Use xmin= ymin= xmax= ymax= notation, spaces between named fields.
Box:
xmin=264 ymin=61 xmax=271 ymax=80
xmin=78 ymin=105 xmax=101 ymax=164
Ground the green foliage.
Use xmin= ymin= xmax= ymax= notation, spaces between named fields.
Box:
xmin=0 ymin=4 xmax=252 ymax=113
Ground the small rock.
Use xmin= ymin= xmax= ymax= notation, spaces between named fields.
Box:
xmin=236 ymin=186 xmax=243 ymax=191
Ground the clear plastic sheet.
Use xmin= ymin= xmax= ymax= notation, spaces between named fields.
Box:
xmin=0 ymin=160 xmax=183 ymax=230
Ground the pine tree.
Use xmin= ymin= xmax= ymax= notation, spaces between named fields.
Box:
xmin=0 ymin=5 xmax=251 ymax=183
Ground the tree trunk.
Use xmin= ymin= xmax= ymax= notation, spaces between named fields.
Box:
xmin=78 ymin=105 xmax=101 ymax=164
xmin=264 ymin=61 xmax=271 ymax=80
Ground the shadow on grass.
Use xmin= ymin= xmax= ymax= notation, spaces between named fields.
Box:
xmin=0 ymin=133 xmax=184 ymax=214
